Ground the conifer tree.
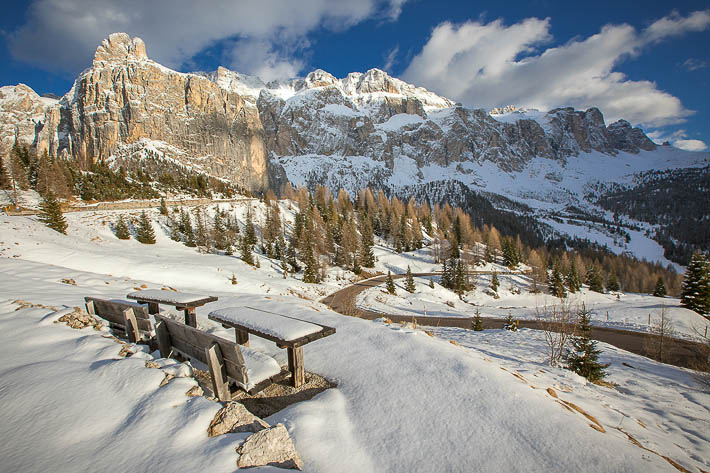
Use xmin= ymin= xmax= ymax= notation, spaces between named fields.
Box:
xmin=114 ymin=215 xmax=131 ymax=240
xmin=194 ymin=209 xmax=209 ymax=248
xmin=405 ymin=265 xmax=416 ymax=293
xmin=38 ymin=191 xmax=67 ymax=234
xmin=586 ymin=265 xmax=605 ymax=293
xmin=135 ymin=211 xmax=156 ymax=244
xmin=490 ymin=271 xmax=500 ymax=293
xmin=213 ymin=211 xmax=228 ymax=250
xmin=472 ymin=308 xmax=483 ymax=331
xmin=244 ymin=209 xmax=257 ymax=246
xmin=240 ymin=235 xmax=254 ymax=266
xmin=504 ymin=314 xmax=518 ymax=331
xmin=653 ymin=277 xmax=667 ymax=298
xmin=386 ymin=270 xmax=396 ymax=295
xmin=680 ymin=252 xmax=710 ymax=315
xmin=286 ymin=240 xmax=301 ymax=272
xmin=159 ymin=197 xmax=168 ymax=215
xmin=548 ymin=264 xmax=566 ymax=298
xmin=566 ymin=305 xmax=609 ymax=382
xmin=565 ymin=266 xmax=581 ymax=293
xmin=606 ymin=271 xmax=620 ymax=292
xmin=303 ymin=245 xmax=320 ymax=283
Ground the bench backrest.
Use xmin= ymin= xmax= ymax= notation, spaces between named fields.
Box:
xmin=154 ymin=314 xmax=248 ymax=389
xmin=84 ymin=297 xmax=152 ymax=341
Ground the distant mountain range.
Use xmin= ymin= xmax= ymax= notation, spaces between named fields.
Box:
xmin=1 ymin=33 xmax=708 ymax=265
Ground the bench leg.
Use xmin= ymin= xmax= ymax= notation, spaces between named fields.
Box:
xmin=236 ymin=329 xmax=249 ymax=347
xmin=287 ymin=346 xmax=305 ymax=388
xmin=184 ymin=307 xmax=197 ymax=327
xmin=123 ymin=308 xmax=140 ymax=343
xmin=206 ymin=343 xmax=231 ymax=403
xmin=147 ymin=302 xmax=160 ymax=314
xmin=155 ymin=321 xmax=172 ymax=359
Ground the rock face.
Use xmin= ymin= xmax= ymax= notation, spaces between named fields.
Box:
xmin=35 ymin=33 xmax=269 ymax=192
xmin=0 ymin=32 xmax=657 ymax=196
xmin=236 ymin=424 xmax=304 ymax=470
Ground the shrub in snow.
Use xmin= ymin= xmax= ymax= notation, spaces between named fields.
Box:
xmin=114 ymin=216 xmax=131 ymax=240
xmin=504 ymin=314 xmax=518 ymax=331
xmin=472 ymin=308 xmax=483 ymax=331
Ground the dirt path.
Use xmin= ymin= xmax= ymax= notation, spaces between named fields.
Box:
xmin=321 ymin=272 xmax=707 ymax=369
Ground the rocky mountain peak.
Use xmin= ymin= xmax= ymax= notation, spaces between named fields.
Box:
xmin=93 ymin=32 xmax=147 ymax=65
xmin=305 ymin=69 xmax=338 ymax=88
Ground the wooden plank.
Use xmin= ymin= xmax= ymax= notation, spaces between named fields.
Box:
xmin=85 ymin=299 xmax=95 ymax=316
xmin=206 ymin=343 xmax=231 ymax=402
xmin=155 ymin=320 xmax=172 ymax=358
xmin=85 ymin=297 xmax=152 ymax=331
xmin=128 ymin=294 xmax=218 ymax=308
xmin=288 ymin=346 xmax=305 ymax=388
xmin=236 ymin=329 xmax=249 ymax=346
xmin=123 ymin=308 xmax=140 ymax=343
xmin=184 ymin=307 xmax=197 ymax=328
xmin=147 ymin=302 xmax=160 ymax=315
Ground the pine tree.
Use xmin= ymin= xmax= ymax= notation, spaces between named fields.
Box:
xmin=653 ymin=277 xmax=667 ymax=298
xmin=680 ymin=252 xmax=710 ymax=315
xmin=606 ymin=271 xmax=620 ymax=292
xmin=548 ymin=264 xmax=566 ymax=298
xmin=566 ymin=305 xmax=609 ymax=382
xmin=244 ymin=209 xmax=257 ymax=246
xmin=303 ymin=245 xmax=319 ymax=283
xmin=114 ymin=215 xmax=131 ymax=240
xmin=586 ymin=265 xmax=604 ymax=293
xmin=386 ymin=270 xmax=396 ymax=295
xmin=240 ymin=235 xmax=254 ymax=266
xmin=504 ymin=314 xmax=518 ymax=331
xmin=159 ymin=197 xmax=168 ymax=215
xmin=490 ymin=271 xmax=500 ymax=293
xmin=38 ymin=191 xmax=67 ymax=234
xmin=565 ymin=266 xmax=581 ymax=293
xmin=135 ymin=211 xmax=156 ymax=244
xmin=405 ymin=265 xmax=416 ymax=293
xmin=472 ymin=308 xmax=483 ymax=331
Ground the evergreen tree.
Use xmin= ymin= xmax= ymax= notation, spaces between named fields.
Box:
xmin=653 ymin=277 xmax=667 ymax=298
xmin=231 ymin=274 xmax=237 ymax=285
xmin=386 ymin=270 xmax=396 ymax=295
xmin=548 ymin=264 xmax=566 ymax=298
xmin=504 ymin=314 xmax=518 ymax=331
xmin=405 ymin=265 xmax=416 ymax=293
xmin=240 ymin=235 xmax=254 ymax=266
xmin=566 ymin=305 xmax=609 ymax=382
xmin=490 ymin=271 xmax=500 ymax=293
xmin=429 ymin=277 xmax=435 ymax=289
xmin=472 ymin=308 xmax=483 ymax=331
xmin=38 ymin=191 xmax=67 ymax=234
xmin=303 ymin=245 xmax=320 ymax=283
xmin=565 ymin=266 xmax=581 ymax=293
xmin=194 ymin=209 xmax=210 ymax=248
xmin=114 ymin=215 xmax=131 ymax=240
xmin=135 ymin=211 xmax=156 ymax=244
xmin=680 ymin=252 xmax=710 ymax=315
xmin=606 ymin=271 xmax=620 ymax=292
xmin=159 ymin=197 xmax=168 ymax=215
xmin=244 ymin=209 xmax=257 ymax=246
xmin=213 ymin=211 xmax=228 ymax=250
xmin=286 ymin=240 xmax=301 ymax=272
xmin=586 ymin=265 xmax=605 ymax=293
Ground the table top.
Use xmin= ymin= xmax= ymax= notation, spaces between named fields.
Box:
xmin=127 ymin=289 xmax=218 ymax=307
xmin=209 ymin=306 xmax=326 ymax=343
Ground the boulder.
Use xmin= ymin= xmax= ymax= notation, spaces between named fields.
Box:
xmin=207 ymin=402 xmax=269 ymax=437
xmin=236 ymin=424 xmax=303 ymax=470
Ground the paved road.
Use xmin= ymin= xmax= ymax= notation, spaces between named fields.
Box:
xmin=321 ymin=272 xmax=707 ymax=369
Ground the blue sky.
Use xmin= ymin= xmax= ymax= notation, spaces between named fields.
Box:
xmin=1 ymin=0 xmax=708 ymax=150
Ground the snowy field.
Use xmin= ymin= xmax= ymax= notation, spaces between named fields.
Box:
xmin=0 ymin=208 xmax=709 ymax=472
xmin=357 ymin=271 xmax=710 ymax=340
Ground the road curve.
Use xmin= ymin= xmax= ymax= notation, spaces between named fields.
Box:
xmin=321 ymin=272 xmax=707 ymax=369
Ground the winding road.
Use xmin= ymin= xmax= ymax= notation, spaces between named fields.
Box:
xmin=321 ymin=272 xmax=707 ymax=369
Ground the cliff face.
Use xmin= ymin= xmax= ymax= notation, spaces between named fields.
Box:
xmin=35 ymin=33 xmax=269 ymax=192
xmin=0 ymin=33 xmax=658 ymax=195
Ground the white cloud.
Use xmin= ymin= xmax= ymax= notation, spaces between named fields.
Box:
xmin=10 ymin=0 xmax=408 ymax=80
xmin=681 ymin=58 xmax=709 ymax=71
xmin=382 ymin=45 xmax=399 ymax=72
xmin=646 ymin=129 xmax=707 ymax=151
xmin=402 ymin=10 xmax=710 ymax=128
xmin=674 ymin=139 xmax=708 ymax=151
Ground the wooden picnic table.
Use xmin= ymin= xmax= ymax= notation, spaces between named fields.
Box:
xmin=127 ymin=289 xmax=218 ymax=327
xmin=208 ymin=306 xmax=335 ymax=388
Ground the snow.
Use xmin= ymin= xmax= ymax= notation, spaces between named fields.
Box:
xmin=239 ymin=345 xmax=283 ymax=391
xmin=127 ymin=288 xmax=215 ymax=305
xmin=0 ymin=204 xmax=708 ymax=472
xmin=209 ymin=306 xmax=323 ymax=341
xmin=376 ymin=113 xmax=424 ymax=131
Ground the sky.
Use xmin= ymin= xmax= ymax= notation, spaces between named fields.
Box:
xmin=0 ymin=0 xmax=708 ymax=151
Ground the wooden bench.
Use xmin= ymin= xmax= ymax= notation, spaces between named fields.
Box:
xmin=154 ymin=314 xmax=288 ymax=401
xmin=127 ymin=289 xmax=218 ymax=327
xmin=208 ymin=306 xmax=336 ymax=388
xmin=85 ymin=297 xmax=152 ymax=343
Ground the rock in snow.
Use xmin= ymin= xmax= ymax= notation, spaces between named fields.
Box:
xmin=207 ymin=401 xmax=270 ymax=437
xmin=236 ymin=424 xmax=304 ymax=470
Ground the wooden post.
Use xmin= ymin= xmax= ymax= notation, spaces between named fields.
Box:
xmin=648 ymin=313 xmax=651 ymax=325
xmin=85 ymin=300 xmax=96 ymax=315
xmin=123 ymin=308 xmax=140 ymax=343
xmin=147 ymin=302 xmax=160 ymax=314
xmin=206 ymin=343 xmax=230 ymax=402
xmin=155 ymin=321 xmax=172 ymax=358
xmin=184 ymin=307 xmax=197 ymax=328
xmin=288 ymin=346 xmax=305 ymax=388
xmin=236 ymin=329 xmax=249 ymax=346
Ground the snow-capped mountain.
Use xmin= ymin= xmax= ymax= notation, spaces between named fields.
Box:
xmin=1 ymin=33 xmax=708 ymax=265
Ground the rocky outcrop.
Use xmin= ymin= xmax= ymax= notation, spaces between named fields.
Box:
xmin=35 ymin=33 xmax=269 ymax=192
xmin=207 ymin=402 xmax=269 ymax=436
xmin=0 ymin=84 xmax=56 ymax=158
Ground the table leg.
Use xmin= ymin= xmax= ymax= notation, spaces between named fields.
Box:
xmin=236 ymin=329 xmax=249 ymax=347
xmin=184 ymin=307 xmax=197 ymax=327
xmin=287 ymin=346 xmax=305 ymax=388
xmin=147 ymin=302 xmax=159 ymax=314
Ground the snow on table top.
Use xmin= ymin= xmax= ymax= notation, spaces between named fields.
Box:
xmin=209 ymin=306 xmax=322 ymax=342
xmin=127 ymin=289 xmax=215 ymax=305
